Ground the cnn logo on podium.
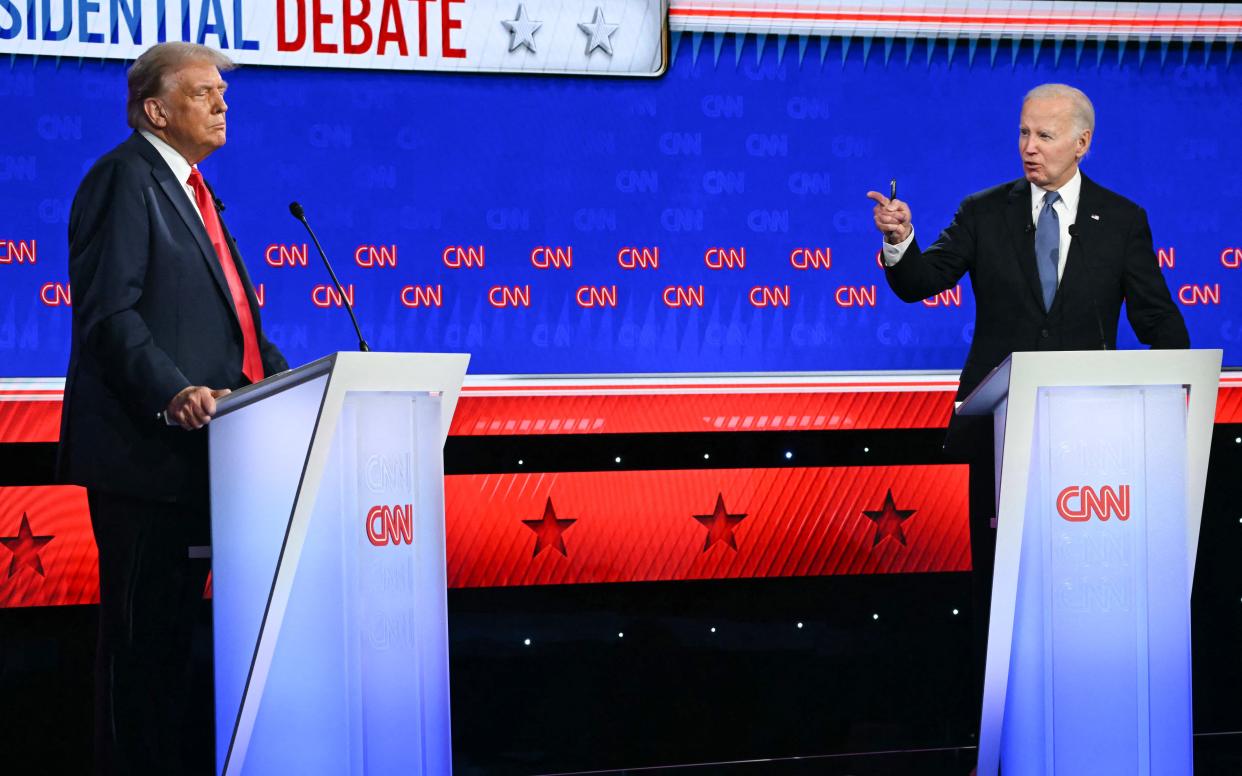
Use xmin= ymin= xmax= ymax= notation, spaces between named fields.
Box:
xmin=1056 ymin=485 xmax=1131 ymax=522
xmin=366 ymin=504 xmax=414 ymax=546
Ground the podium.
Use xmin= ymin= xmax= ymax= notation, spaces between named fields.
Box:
xmin=207 ymin=352 xmax=469 ymax=776
xmin=958 ymin=350 xmax=1221 ymax=775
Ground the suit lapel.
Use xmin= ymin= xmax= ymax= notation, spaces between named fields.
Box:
xmin=1004 ymin=179 xmax=1045 ymax=310
xmin=131 ymin=134 xmax=236 ymax=322
xmin=1053 ymin=173 xmax=1099 ymax=314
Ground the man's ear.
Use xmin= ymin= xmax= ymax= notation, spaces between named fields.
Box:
xmin=1076 ymin=129 xmax=1093 ymax=159
xmin=143 ymin=98 xmax=167 ymax=129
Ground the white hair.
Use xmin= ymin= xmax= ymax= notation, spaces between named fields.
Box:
xmin=1023 ymin=83 xmax=1095 ymax=133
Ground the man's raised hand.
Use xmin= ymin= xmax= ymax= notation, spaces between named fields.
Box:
xmin=866 ymin=191 xmax=913 ymax=245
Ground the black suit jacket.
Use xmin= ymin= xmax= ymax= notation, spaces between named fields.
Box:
xmin=58 ymin=133 xmax=287 ymax=504
xmin=885 ymin=173 xmax=1189 ymax=402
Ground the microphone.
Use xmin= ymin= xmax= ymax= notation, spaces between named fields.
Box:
xmin=288 ymin=201 xmax=371 ymax=352
xmin=1068 ymin=223 xmax=1107 ymax=351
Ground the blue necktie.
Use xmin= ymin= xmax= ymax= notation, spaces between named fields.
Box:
xmin=1035 ymin=191 xmax=1061 ymax=311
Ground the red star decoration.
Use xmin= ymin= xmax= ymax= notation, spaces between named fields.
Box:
xmin=693 ymin=493 xmax=748 ymax=552
xmin=522 ymin=497 xmax=577 ymax=557
xmin=863 ymin=489 xmax=916 ymax=546
xmin=1 ymin=513 xmax=54 ymax=578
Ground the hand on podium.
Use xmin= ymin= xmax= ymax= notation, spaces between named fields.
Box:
xmin=165 ymin=386 xmax=232 ymax=430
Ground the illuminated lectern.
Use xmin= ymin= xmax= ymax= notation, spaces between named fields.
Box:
xmin=959 ymin=350 xmax=1220 ymax=776
xmin=207 ymin=351 xmax=469 ymax=776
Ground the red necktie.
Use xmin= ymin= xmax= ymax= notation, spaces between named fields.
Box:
xmin=187 ymin=167 xmax=264 ymax=384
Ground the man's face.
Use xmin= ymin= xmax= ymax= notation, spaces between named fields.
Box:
xmin=1019 ymin=96 xmax=1091 ymax=190
xmin=150 ymin=61 xmax=228 ymax=164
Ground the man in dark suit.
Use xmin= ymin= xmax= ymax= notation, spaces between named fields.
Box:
xmin=58 ymin=42 xmax=287 ymax=773
xmin=865 ymin=83 xmax=1188 ymax=703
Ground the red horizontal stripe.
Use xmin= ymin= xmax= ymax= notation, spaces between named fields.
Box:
xmin=668 ymin=8 xmax=1241 ymax=28
xmin=445 ymin=464 xmax=969 ymax=587
xmin=450 ymin=391 xmax=954 ymax=435
xmin=1217 ymin=386 xmax=1242 ymax=424
xmin=0 ymin=401 xmax=62 ymax=443
xmin=462 ymin=380 xmax=960 ymax=392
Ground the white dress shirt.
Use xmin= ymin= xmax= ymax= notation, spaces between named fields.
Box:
xmin=139 ymin=130 xmax=205 ymax=225
xmin=882 ymin=168 xmax=1082 ymax=282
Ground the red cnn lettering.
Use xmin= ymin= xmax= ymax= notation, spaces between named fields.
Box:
xmin=400 ymin=284 xmax=443 ymax=307
xmin=264 ymin=243 xmax=309 ymax=267
xmin=617 ymin=247 xmax=659 ymax=269
xmin=748 ymin=285 xmax=791 ymax=308
xmin=704 ymin=247 xmax=746 ymax=269
xmin=835 ymin=285 xmax=877 ymax=307
xmin=277 ymin=0 xmax=307 ymax=51
xmin=1057 ymin=485 xmax=1131 ymax=522
xmin=312 ymin=284 xmax=355 ymax=308
xmin=0 ymin=239 xmax=37 ymax=264
xmin=662 ymin=285 xmax=705 ymax=308
xmin=1222 ymin=248 xmax=1241 ymax=269
xmin=576 ymin=285 xmax=618 ymax=308
xmin=355 ymin=244 xmax=398 ymax=268
xmin=876 ymin=249 xmax=886 ymax=268
xmin=488 ymin=285 xmax=531 ymax=308
xmin=442 ymin=245 xmax=485 ymax=268
xmin=922 ymin=286 xmax=962 ymax=307
xmin=40 ymin=282 xmax=72 ymax=306
xmin=789 ymin=247 xmax=830 ymax=269
xmin=531 ymin=246 xmax=573 ymax=269
xmin=254 ymin=283 xmax=265 ymax=308
xmin=1177 ymin=283 xmax=1220 ymax=305
xmin=366 ymin=504 xmax=414 ymax=546
xmin=1157 ymin=247 xmax=1175 ymax=269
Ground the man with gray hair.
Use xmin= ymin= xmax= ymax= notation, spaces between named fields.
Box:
xmin=862 ymin=83 xmax=1188 ymax=706
xmin=58 ymin=42 xmax=287 ymax=773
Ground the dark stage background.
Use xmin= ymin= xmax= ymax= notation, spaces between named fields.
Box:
xmin=4 ymin=421 xmax=1242 ymax=773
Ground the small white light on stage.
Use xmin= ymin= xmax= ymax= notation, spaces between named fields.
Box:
xmin=704 ymin=453 xmax=710 ymax=459
xmin=710 ymin=627 xmax=717 ymax=633
xmin=518 ymin=459 xmax=524 ymax=466
xmin=872 ymin=613 xmax=879 ymax=621
xmin=618 ymin=632 xmax=624 ymax=638
xmin=524 ymin=638 xmax=531 ymax=646
xmin=796 ymin=622 xmax=803 ymax=629
xmin=784 ymin=451 xmax=793 ymax=459
xmin=1235 ymin=437 xmax=1241 ymax=444
xmin=863 ymin=446 xmax=870 ymax=453
xmin=615 ymin=456 xmax=622 ymax=463
xmin=953 ymin=609 xmax=960 ymax=616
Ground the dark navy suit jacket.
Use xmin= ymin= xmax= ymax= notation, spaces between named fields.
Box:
xmin=885 ymin=174 xmax=1189 ymax=403
xmin=58 ymin=132 xmax=287 ymax=504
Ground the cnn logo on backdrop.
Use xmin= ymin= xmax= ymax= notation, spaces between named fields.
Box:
xmin=366 ymin=504 xmax=414 ymax=546
xmin=1056 ymin=485 xmax=1131 ymax=522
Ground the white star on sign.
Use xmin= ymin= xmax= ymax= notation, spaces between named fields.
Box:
xmin=501 ymin=4 xmax=542 ymax=53
xmin=578 ymin=7 xmax=620 ymax=56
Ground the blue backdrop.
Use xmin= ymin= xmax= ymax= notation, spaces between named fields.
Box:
xmin=2 ymin=36 xmax=1239 ymax=376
